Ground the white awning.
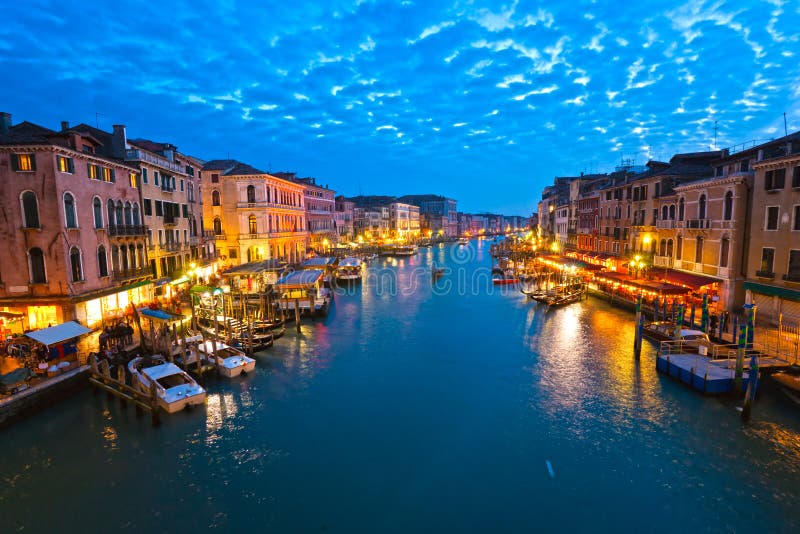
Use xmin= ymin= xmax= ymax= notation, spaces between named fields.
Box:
xmin=25 ymin=321 xmax=91 ymax=346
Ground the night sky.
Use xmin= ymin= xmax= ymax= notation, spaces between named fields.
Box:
xmin=2 ymin=0 xmax=799 ymax=214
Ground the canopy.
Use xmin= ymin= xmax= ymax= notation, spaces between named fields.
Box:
xmin=222 ymin=259 xmax=286 ymax=276
xmin=339 ymin=257 xmax=361 ymax=267
xmin=300 ymin=257 xmax=336 ymax=268
xmin=139 ymin=308 xmax=184 ymax=323
xmin=189 ymin=284 xmax=217 ymax=295
xmin=25 ymin=321 xmax=90 ymax=347
xmin=744 ymin=280 xmax=800 ymax=302
xmin=275 ymin=269 xmax=324 ymax=288
xmin=651 ymin=268 xmax=720 ymax=290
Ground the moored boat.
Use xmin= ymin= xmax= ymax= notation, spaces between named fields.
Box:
xmin=336 ymin=257 xmax=363 ymax=282
xmin=128 ymin=355 xmax=206 ymax=413
xmin=772 ymin=368 xmax=800 ymax=406
xmin=193 ymin=340 xmax=256 ymax=378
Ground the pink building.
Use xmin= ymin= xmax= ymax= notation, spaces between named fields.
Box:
xmin=0 ymin=112 xmax=151 ymax=332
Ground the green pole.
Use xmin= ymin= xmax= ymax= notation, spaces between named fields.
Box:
xmin=734 ymin=323 xmax=747 ymax=395
xmin=673 ymin=304 xmax=685 ymax=342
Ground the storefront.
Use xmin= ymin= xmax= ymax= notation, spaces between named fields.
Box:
xmin=74 ymin=280 xmax=154 ymax=329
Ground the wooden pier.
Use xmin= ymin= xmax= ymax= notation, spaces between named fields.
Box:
xmin=87 ymin=353 xmax=162 ymax=426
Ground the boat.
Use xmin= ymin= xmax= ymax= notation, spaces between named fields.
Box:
xmin=642 ymin=323 xmax=712 ymax=353
xmin=336 ymin=257 xmax=363 ymax=282
xmin=457 ymin=237 xmax=469 ymax=246
xmin=196 ymin=315 xmax=274 ymax=351
xmin=128 ymin=355 xmax=206 ymax=413
xmin=772 ymin=368 xmax=800 ymax=405
xmin=492 ymin=269 xmax=518 ymax=285
xmin=528 ymin=281 xmax=586 ymax=307
xmin=381 ymin=244 xmax=418 ymax=256
xmin=274 ymin=269 xmax=332 ymax=317
xmin=192 ymin=340 xmax=256 ymax=378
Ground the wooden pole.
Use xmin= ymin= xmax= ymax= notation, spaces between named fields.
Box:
xmin=116 ymin=364 xmax=127 ymax=408
xmin=295 ymin=298 xmax=301 ymax=332
xmin=634 ymin=294 xmax=643 ymax=360
xmin=149 ymin=380 xmax=161 ymax=427
xmin=734 ymin=323 xmax=747 ymax=394
xmin=741 ymin=354 xmax=760 ymax=422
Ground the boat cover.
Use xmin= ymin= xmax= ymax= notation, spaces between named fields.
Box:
xmin=25 ymin=321 xmax=91 ymax=347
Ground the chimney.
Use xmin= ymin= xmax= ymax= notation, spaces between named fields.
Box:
xmin=111 ymin=124 xmax=127 ymax=159
xmin=61 ymin=121 xmax=69 ymax=131
xmin=0 ymin=112 xmax=10 ymax=135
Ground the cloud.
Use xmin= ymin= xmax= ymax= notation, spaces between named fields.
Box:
xmin=512 ymin=84 xmax=558 ymax=101
xmin=496 ymin=74 xmax=530 ymax=88
xmin=408 ymin=21 xmax=455 ymax=44
xmin=584 ymin=23 xmax=610 ymax=53
xmin=294 ymin=93 xmax=310 ymax=101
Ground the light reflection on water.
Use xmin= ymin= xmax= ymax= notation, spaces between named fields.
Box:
xmin=0 ymin=240 xmax=799 ymax=532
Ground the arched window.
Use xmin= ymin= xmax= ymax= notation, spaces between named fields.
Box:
xmin=70 ymin=246 xmax=83 ymax=281
xmin=661 ymin=206 xmax=668 ymax=221
xmin=111 ymin=245 xmax=120 ymax=273
xmin=137 ymin=245 xmax=145 ymax=270
xmin=695 ymin=237 xmax=704 ymax=264
xmin=666 ymin=239 xmax=674 ymax=257
xmin=698 ymin=194 xmax=707 ymax=220
xmin=107 ymin=199 xmax=115 ymax=227
xmin=723 ymin=191 xmax=733 ymax=221
xmin=64 ymin=193 xmax=77 ymax=228
xmin=676 ymin=236 xmax=683 ymax=260
xmin=128 ymin=244 xmax=136 ymax=269
xmin=22 ymin=191 xmax=40 ymax=228
xmin=669 ymin=205 xmax=676 ymax=220
xmin=124 ymin=201 xmax=132 ymax=225
xmin=678 ymin=198 xmax=685 ymax=221
xmin=93 ymin=197 xmax=103 ymax=229
xmin=247 ymin=185 xmax=256 ymax=203
xmin=212 ymin=190 xmax=220 ymax=206
xmin=97 ymin=245 xmax=108 ymax=277
xmin=115 ymin=200 xmax=123 ymax=226
xmin=266 ymin=187 xmax=271 ymax=203
xmin=133 ymin=203 xmax=140 ymax=225
xmin=29 ymin=247 xmax=46 ymax=283
xmin=659 ymin=239 xmax=667 ymax=256
xmin=120 ymin=243 xmax=129 ymax=271
xmin=249 ymin=215 xmax=257 ymax=235
xmin=213 ymin=217 xmax=222 ymax=235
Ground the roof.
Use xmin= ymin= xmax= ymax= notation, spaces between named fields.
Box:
xmin=221 ymin=259 xmax=286 ymax=276
xmin=142 ymin=362 xmax=185 ymax=381
xmin=201 ymin=159 xmax=266 ymax=175
xmin=202 ymin=159 xmax=238 ymax=171
xmin=300 ymin=257 xmax=336 ymax=268
xmin=129 ymin=138 xmax=176 ymax=154
xmin=275 ymin=269 xmax=324 ymax=287
xmin=25 ymin=321 xmax=91 ymax=346
xmin=227 ymin=161 xmax=266 ymax=175
xmin=139 ymin=307 xmax=184 ymax=323
xmin=650 ymin=268 xmax=720 ymax=290
xmin=0 ymin=120 xmax=57 ymax=145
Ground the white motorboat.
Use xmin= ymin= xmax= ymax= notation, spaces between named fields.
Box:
xmin=193 ymin=340 xmax=256 ymax=378
xmin=336 ymin=257 xmax=363 ymax=282
xmin=128 ymin=355 xmax=206 ymax=414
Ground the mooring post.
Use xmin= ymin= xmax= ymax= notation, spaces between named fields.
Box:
xmin=294 ymin=299 xmax=301 ymax=332
xmin=744 ymin=303 xmax=756 ymax=350
xmin=741 ymin=354 xmax=760 ymax=422
xmin=734 ymin=323 xmax=747 ymax=395
xmin=634 ymin=294 xmax=643 ymax=360
xmin=116 ymin=364 xmax=127 ymax=408
xmin=689 ymin=302 xmax=696 ymax=329
xmin=149 ymin=381 xmax=161 ymax=427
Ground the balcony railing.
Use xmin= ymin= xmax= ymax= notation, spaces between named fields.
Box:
xmin=782 ymin=273 xmax=800 ymax=282
xmin=108 ymin=224 xmax=147 ymax=236
xmin=238 ymin=230 xmax=307 ymax=240
xmin=161 ymin=242 xmax=183 ymax=252
xmin=685 ymin=218 xmax=710 ymax=229
xmin=188 ymin=236 xmax=199 ymax=246
xmin=112 ymin=267 xmax=152 ymax=282
xmin=653 ymin=255 xmax=673 ymax=268
xmin=656 ymin=220 xmax=676 ymax=229
xmin=236 ymin=201 xmax=304 ymax=211
xmin=756 ymin=270 xmax=775 ymax=279
xmin=125 ymin=148 xmax=185 ymax=174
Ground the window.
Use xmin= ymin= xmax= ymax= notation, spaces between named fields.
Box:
xmin=154 ymin=171 xmax=159 ymax=186
xmin=57 ymin=155 xmax=74 ymax=173
xmin=141 ymin=168 xmax=148 ymax=184
xmin=766 ymin=206 xmax=779 ymax=230
xmin=765 ymin=169 xmax=786 ymax=190
xmin=93 ymin=198 xmax=103 ymax=228
xmin=155 ymin=200 xmax=163 ymax=217
xmin=186 ymin=165 xmax=194 ymax=177
xmin=12 ymin=153 xmax=36 ymax=172
xmin=124 ymin=202 xmax=132 ymax=225
xmin=794 ymin=205 xmax=800 ymax=231
xmin=723 ymin=191 xmax=733 ymax=220
xmin=720 ymin=238 xmax=729 ymax=268
xmin=22 ymin=191 xmax=40 ymax=228
xmin=659 ymin=239 xmax=667 ymax=256
xmin=698 ymin=194 xmax=706 ymax=220
xmin=115 ymin=201 xmax=123 ymax=226
xmin=29 ymin=247 xmax=46 ymax=283
xmin=247 ymin=185 xmax=256 ymax=203
xmin=676 ymin=236 xmax=682 ymax=260
xmin=211 ymin=173 xmax=219 ymax=183
xmin=213 ymin=217 xmax=222 ymax=235
xmin=666 ymin=239 xmax=673 ymax=257
xmin=129 ymin=172 xmax=138 ymax=188
xmin=212 ymin=190 xmax=220 ymax=206
xmin=97 ymin=245 xmax=108 ymax=277
xmin=788 ymin=250 xmax=800 ymax=280
xmin=182 ymin=204 xmax=188 ymax=218
xmin=70 ymin=247 xmax=83 ymax=282
xmin=64 ymin=193 xmax=77 ymax=228
xmin=107 ymin=199 xmax=115 ymax=225
xmin=249 ymin=215 xmax=257 ymax=234
xmin=760 ymin=248 xmax=775 ymax=275
xmin=695 ymin=237 xmax=704 ymax=264
xmin=102 ymin=167 xmax=115 ymax=182
xmin=793 ymin=167 xmax=800 ymax=188
xmin=229 ymin=248 xmax=238 ymax=259
xmin=678 ymin=198 xmax=685 ymax=221
xmin=740 ymin=159 xmax=750 ymax=173
xmin=133 ymin=204 xmax=140 ymax=225
xmin=180 ymin=179 xmax=184 ymax=192
xmin=88 ymin=163 xmax=100 ymax=180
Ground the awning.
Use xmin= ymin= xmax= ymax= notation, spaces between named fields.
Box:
xmin=275 ymin=269 xmax=324 ymax=288
xmin=139 ymin=307 xmax=184 ymax=322
xmin=153 ymin=277 xmax=171 ymax=287
xmin=169 ymin=275 xmax=190 ymax=285
xmin=221 ymin=259 xmax=286 ymax=276
xmin=300 ymin=257 xmax=336 ymax=268
xmin=744 ymin=281 xmax=800 ymax=302
xmin=651 ymin=268 xmax=720 ymax=290
xmin=189 ymin=284 xmax=217 ymax=294
xmin=25 ymin=321 xmax=91 ymax=346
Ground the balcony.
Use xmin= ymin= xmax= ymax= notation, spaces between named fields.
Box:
xmin=656 ymin=220 xmax=676 ymax=229
xmin=685 ymin=218 xmax=710 ymax=230
xmin=161 ymin=242 xmax=183 ymax=252
xmin=188 ymin=236 xmax=199 ymax=246
xmin=782 ymin=273 xmax=800 ymax=283
xmin=112 ymin=267 xmax=152 ymax=282
xmin=125 ymin=148 xmax=185 ymax=174
xmin=163 ymin=216 xmax=177 ymax=227
xmin=653 ymin=255 xmax=673 ymax=268
xmin=108 ymin=224 xmax=147 ymax=237
xmin=236 ymin=201 xmax=304 ymax=212
xmin=238 ymin=230 xmax=306 ymax=240
xmin=756 ymin=270 xmax=775 ymax=279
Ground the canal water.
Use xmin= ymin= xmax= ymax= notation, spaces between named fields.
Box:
xmin=1 ymin=240 xmax=799 ymax=532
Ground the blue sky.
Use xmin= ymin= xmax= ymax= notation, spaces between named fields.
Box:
xmin=2 ymin=1 xmax=799 ymax=214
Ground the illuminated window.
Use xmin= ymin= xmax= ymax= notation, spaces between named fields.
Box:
xmin=102 ymin=167 xmax=115 ymax=182
xmin=249 ymin=215 xmax=257 ymax=234
xmin=57 ymin=155 xmax=75 ymax=173
xmin=12 ymin=153 xmax=36 ymax=172
xmin=129 ymin=172 xmax=138 ymax=188
xmin=88 ymin=163 xmax=100 ymax=179
xmin=70 ymin=247 xmax=83 ymax=282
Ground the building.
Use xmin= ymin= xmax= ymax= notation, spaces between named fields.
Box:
xmin=0 ymin=112 xmax=150 ymax=331
xmin=388 ymin=202 xmax=421 ymax=240
xmin=746 ymin=133 xmax=800 ymax=326
xmin=201 ymin=160 xmax=308 ymax=266
xmin=274 ymin=173 xmax=336 ymax=252
xmin=334 ymin=196 xmax=355 ymax=242
xmin=396 ymin=195 xmax=458 ymax=237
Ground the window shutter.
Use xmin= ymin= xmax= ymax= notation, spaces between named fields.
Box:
xmin=87 ymin=162 xmax=93 ymax=177
xmin=110 ymin=169 xmax=116 ymax=182
xmin=11 ymin=154 xmax=19 ymax=171
xmin=29 ymin=154 xmax=36 ymax=171
xmin=68 ymin=158 xmax=75 ymax=173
